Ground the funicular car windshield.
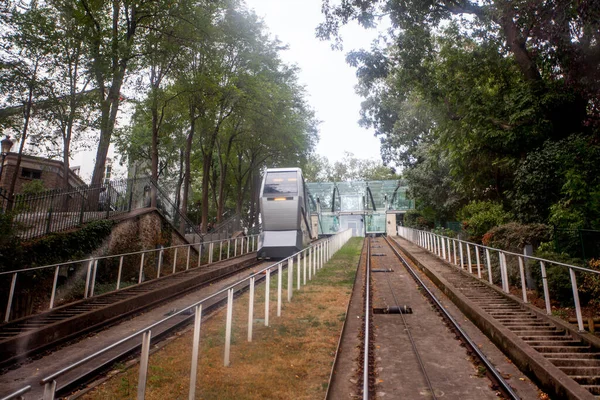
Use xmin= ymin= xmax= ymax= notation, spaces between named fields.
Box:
xmin=263 ymin=171 xmax=299 ymax=195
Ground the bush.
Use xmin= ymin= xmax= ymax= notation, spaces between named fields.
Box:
xmin=457 ymin=200 xmax=512 ymax=242
xmin=404 ymin=209 xmax=434 ymax=229
xmin=531 ymin=243 xmax=586 ymax=306
xmin=581 ymin=259 xmax=600 ymax=307
xmin=0 ymin=219 xmax=116 ymax=272
xmin=482 ymin=222 xmax=552 ymax=253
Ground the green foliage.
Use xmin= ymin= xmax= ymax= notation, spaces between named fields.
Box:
xmin=302 ymin=152 xmax=399 ymax=182
xmin=482 ymin=223 xmax=552 ymax=253
xmin=457 ymin=201 xmax=512 ymax=242
xmin=21 ymin=180 xmax=46 ymax=195
xmin=0 ymin=219 xmax=115 ymax=272
xmin=403 ymin=209 xmax=433 ymax=229
xmin=531 ymin=244 xmax=585 ymax=306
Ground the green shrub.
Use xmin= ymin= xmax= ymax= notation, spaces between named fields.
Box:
xmin=482 ymin=222 xmax=552 ymax=253
xmin=457 ymin=200 xmax=512 ymax=242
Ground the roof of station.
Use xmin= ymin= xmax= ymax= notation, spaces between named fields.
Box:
xmin=306 ymin=179 xmax=414 ymax=213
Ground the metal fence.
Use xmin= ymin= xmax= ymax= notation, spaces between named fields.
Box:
xmin=398 ymin=227 xmax=600 ymax=333
xmin=1 ymin=234 xmax=259 ymax=323
xmin=32 ymin=229 xmax=353 ymax=400
xmin=0 ymin=177 xmax=202 ymax=241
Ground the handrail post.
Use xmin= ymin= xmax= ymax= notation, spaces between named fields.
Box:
xmin=116 ymin=256 xmax=124 ymax=290
xmin=518 ymin=256 xmax=528 ymax=302
xmin=288 ymin=258 xmax=293 ymax=301
xmin=485 ymin=249 xmax=493 ymax=284
xmin=467 ymin=243 xmax=473 ymax=273
xmin=189 ymin=305 xmax=202 ymax=400
xmin=475 ymin=246 xmax=482 ymax=278
xmin=500 ymin=252 xmax=509 ymax=293
xmin=224 ymin=288 xmax=233 ymax=366
xmin=303 ymin=250 xmax=307 ymax=285
xmin=4 ymin=272 xmax=17 ymax=322
xmin=186 ymin=246 xmax=191 ymax=270
xmin=138 ymin=253 xmax=145 ymax=284
xmin=459 ymin=242 xmax=464 ymax=269
xmin=43 ymin=380 xmax=57 ymax=400
xmin=90 ymin=259 xmax=98 ymax=297
xmin=540 ymin=262 xmax=551 ymax=315
xmin=297 ymin=253 xmax=301 ymax=290
xmin=248 ymin=277 xmax=255 ymax=341
xmin=137 ymin=330 xmax=152 ymax=399
xmin=84 ymin=259 xmax=93 ymax=298
xmin=197 ymin=243 xmax=202 ymax=268
xmin=453 ymin=240 xmax=457 ymax=265
xmin=569 ymin=268 xmax=585 ymax=331
xmin=265 ymin=268 xmax=270 ymax=326
xmin=277 ymin=263 xmax=282 ymax=316
xmin=49 ymin=266 xmax=60 ymax=309
xmin=157 ymin=247 xmax=164 ymax=278
xmin=308 ymin=247 xmax=312 ymax=280
xmin=172 ymin=247 xmax=178 ymax=274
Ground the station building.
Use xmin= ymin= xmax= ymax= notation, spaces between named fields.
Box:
xmin=306 ymin=180 xmax=414 ymax=237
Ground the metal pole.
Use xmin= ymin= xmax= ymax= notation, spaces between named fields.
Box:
xmin=277 ymin=263 xmax=282 ymax=317
xmin=84 ymin=260 xmax=93 ymax=298
xmin=308 ymin=247 xmax=312 ymax=280
xmin=224 ymin=288 xmax=233 ymax=366
xmin=138 ymin=253 xmax=145 ymax=284
xmin=227 ymin=239 xmax=230 ymax=259
xmin=4 ymin=272 xmax=17 ymax=322
xmin=459 ymin=243 xmax=464 ymax=269
xmin=209 ymin=243 xmax=214 ymax=264
xmin=303 ymin=250 xmax=307 ymax=285
xmin=569 ymin=268 xmax=585 ymax=331
xmin=189 ymin=305 xmax=202 ymax=400
xmin=297 ymin=253 xmax=301 ymax=290
xmin=116 ymin=256 xmax=123 ymax=290
xmin=467 ymin=243 xmax=473 ymax=273
xmin=453 ymin=240 xmax=457 ymax=265
xmin=172 ymin=247 xmax=178 ymax=274
xmin=475 ymin=246 xmax=482 ymax=278
xmin=49 ymin=266 xmax=60 ymax=309
xmin=219 ymin=241 xmax=223 ymax=261
xmin=157 ymin=247 xmax=164 ymax=278
xmin=518 ymin=256 xmax=528 ymax=302
xmin=137 ymin=330 xmax=152 ymax=400
xmin=486 ymin=249 xmax=493 ymax=284
xmin=500 ymin=252 xmax=509 ymax=293
xmin=234 ymin=238 xmax=238 ymax=257
xmin=89 ymin=259 xmax=98 ymax=297
xmin=540 ymin=262 xmax=551 ymax=315
xmin=43 ymin=380 xmax=57 ymax=400
xmin=288 ymin=258 xmax=293 ymax=301
xmin=265 ymin=268 xmax=270 ymax=326
xmin=248 ymin=277 xmax=254 ymax=342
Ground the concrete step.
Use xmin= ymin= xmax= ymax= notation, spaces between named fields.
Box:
xmin=572 ymin=376 xmax=600 ymax=385
xmin=508 ymin=326 xmax=562 ymax=333
xmin=526 ymin=340 xmax=586 ymax=347
xmin=534 ymin=345 xmax=592 ymax=353
xmin=549 ymin=358 xmax=600 ymax=367
xmin=560 ymin=366 xmax=600 ymax=376
xmin=582 ymin=385 xmax=600 ymax=395
xmin=544 ymin=353 xmax=600 ymax=359
xmin=520 ymin=335 xmax=571 ymax=341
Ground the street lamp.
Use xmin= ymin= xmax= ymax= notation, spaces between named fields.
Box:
xmin=0 ymin=136 xmax=15 ymax=186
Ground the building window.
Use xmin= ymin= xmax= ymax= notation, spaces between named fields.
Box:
xmin=21 ymin=168 xmax=42 ymax=179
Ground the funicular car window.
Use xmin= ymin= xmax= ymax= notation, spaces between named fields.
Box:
xmin=264 ymin=172 xmax=298 ymax=195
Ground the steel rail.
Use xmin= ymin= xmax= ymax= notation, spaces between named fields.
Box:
xmin=381 ymin=238 xmax=437 ymax=400
xmin=362 ymin=237 xmax=371 ymax=400
xmin=385 ymin=236 xmax=521 ymax=400
xmin=0 ymin=386 xmax=30 ymax=400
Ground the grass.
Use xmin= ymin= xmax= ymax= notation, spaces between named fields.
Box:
xmin=83 ymin=237 xmax=363 ymax=400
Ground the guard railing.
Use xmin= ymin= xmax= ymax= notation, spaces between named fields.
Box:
xmin=397 ymin=227 xmax=600 ymax=332
xmin=1 ymin=234 xmax=259 ymax=323
xmin=38 ymin=229 xmax=353 ymax=400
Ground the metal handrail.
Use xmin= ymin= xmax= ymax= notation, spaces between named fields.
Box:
xmin=0 ymin=386 xmax=30 ymax=400
xmin=0 ymin=235 xmax=258 ymax=276
xmin=2 ymin=234 xmax=259 ymax=323
xmin=397 ymin=227 xmax=596 ymax=332
xmin=40 ymin=230 xmax=353 ymax=399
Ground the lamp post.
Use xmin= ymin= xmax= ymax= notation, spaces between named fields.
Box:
xmin=0 ymin=136 xmax=14 ymax=187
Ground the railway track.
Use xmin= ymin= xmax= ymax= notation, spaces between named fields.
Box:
xmin=357 ymin=236 xmax=519 ymax=399
xmin=393 ymin=235 xmax=600 ymax=400
xmin=0 ymin=253 xmax=258 ymax=370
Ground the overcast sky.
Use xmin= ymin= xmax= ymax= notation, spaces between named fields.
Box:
xmin=244 ymin=0 xmax=383 ymax=163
